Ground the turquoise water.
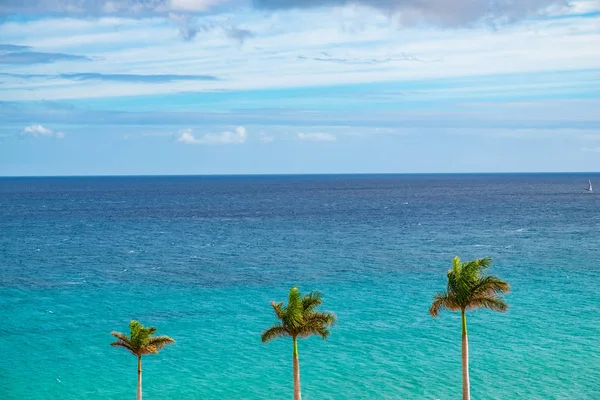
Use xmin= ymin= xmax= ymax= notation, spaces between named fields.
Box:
xmin=1 ymin=174 xmax=599 ymax=399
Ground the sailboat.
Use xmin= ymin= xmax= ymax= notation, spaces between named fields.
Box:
xmin=585 ymin=180 xmax=593 ymax=193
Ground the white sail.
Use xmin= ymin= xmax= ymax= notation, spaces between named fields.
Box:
xmin=586 ymin=180 xmax=593 ymax=193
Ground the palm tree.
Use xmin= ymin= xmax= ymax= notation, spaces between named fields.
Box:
xmin=429 ymin=257 xmax=510 ymax=400
xmin=110 ymin=320 xmax=175 ymax=400
xmin=261 ymin=287 xmax=336 ymax=400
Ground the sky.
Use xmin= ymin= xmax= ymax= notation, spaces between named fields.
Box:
xmin=1 ymin=0 xmax=600 ymax=176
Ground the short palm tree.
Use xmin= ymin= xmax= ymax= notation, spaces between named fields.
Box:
xmin=429 ymin=257 xmax=510 ymax=400
xmin=261 ymin=287 xmax=336 ymax=400
xmin=110 ymin=320 xmax=175 ymax=400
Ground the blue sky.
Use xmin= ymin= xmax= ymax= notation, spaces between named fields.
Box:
xmin=1 ymin=0 xmax=600 ymax=175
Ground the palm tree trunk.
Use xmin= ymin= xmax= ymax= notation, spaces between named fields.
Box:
xmin=292 ymin=336 xmax=302 ymax=400
xmin=137 ymin=356 xmax=142 ymax=400
xmin=461 ymin=310 xmax=470 ymax=400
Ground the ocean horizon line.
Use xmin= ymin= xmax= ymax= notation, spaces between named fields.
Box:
xmin=2 ymin=171 xmax=600 ymax=179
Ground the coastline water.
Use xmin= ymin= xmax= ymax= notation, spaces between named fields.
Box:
xmin=1 ymin=174 xmax=599 ymax=399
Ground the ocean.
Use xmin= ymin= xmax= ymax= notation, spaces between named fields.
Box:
xmin=1 ymin=174 xmax=599 ymax=399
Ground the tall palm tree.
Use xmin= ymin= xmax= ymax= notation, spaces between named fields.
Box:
xmin=110 ymin=320 xmax=175 ymax=400
xmin=261 ymin=287 xmax=336 ymax=400
xmin=429 ymin=257 xmax=510 ymax=400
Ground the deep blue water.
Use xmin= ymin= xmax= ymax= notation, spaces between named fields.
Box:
xmin=1 ymin=174 xmax=599 ymax=399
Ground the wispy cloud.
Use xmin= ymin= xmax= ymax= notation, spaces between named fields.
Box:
xmin=177 ymin=126 xmax=247 ymax=145
xmin=3 ymin=6 xmax=597 ymax=102
xmin=168 ymin=15 xmax=255 ymax=43
xmin=224 ymin=26 xmax=254 ymax=44
xmin=297 ymin=132 xmax=337 ymax=141
xmin=0 ymin=0 xmax=226 ymax=17
xmin=22 ymin=124 xmax=65 ymax=139
xmin=0 ymin=51 xmax=91 ymax=64
xmin=60 ymin=73 xmax=217 ymax=83
xmin=0 ymin=43 xmax=92 ymax=64
xmin=169 ymin=13 xmax=216 ymax=41
xmin=1 ymin=72 xmax=218 ymax=83
xmin=297 ymin=52 xmax=437 ymax=65
xmin=0 ymin=44 xmax=32 ymax=51
xmin=0 ymin=0 xmax=570 ymax=26
xmin=255 ymin=0 xmax=569 ymax=25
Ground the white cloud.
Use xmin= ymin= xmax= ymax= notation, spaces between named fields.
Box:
xmin=297 ymin=132 xmax=337 ymax=141
xmin=23 ymin=124 xmax=52 ymax=136
xmin=582 ymin=147 xmax=600 ymax=153
xmin=177 ymin=129 xmax=200 ymax=143
xmin=22 ymin=124 xmax=65 ymax=138
xmin=177 ymin=126 xmax=247 ymax=144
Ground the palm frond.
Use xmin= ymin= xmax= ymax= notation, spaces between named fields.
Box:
xmin=270 ymin=301 xmax=285 ymax=321
xmin=141 ymin=346 xmax=158 ymax=355
xmin=110 ymin=331 xmax=135 ymax=354
xmin=305 ymin=311 xmax=336 ymax=326
xmin=296 ymin=311 xmax=335 ymax=339
xmin=468 ymin=296 xmax=508 ymax=313
xmin=129 ymin=320 xmax=142 ymax=333
xmin=478 ymin=257 xmax=492 ymax=269
xmin=302 ymin=291 xmax=323 ymax=313
xmin=288 ymin=287 xmax=302 ymax=310
xmin=261 ymin=324 xmax=288 ymax=343
xmin=110 ymin=340 xmax=132 ymax=350
xmin=313 ymin=326 xmax=331 ymax=339
xmin=446 ymin=267 xmax=459 ymax=294
xmin=472 ymin=275 xmax=510 ymax=296
xmin=462 ymin=257 xmax=492 ymax=281
xmin=430 ymin=292 xmax=459 ymax=317
xmin=110 ymin=331 xmax=131 ymax=344
xmin=129 ymin=320 xmax=146 ymax=349
xmin=454 ymin=258 xmax=475 ymax=301
xmin=147 ymin=335 xmax=175 ymax=350
xmin=296 ymin=323 xmax=319 ymax=338
xmin=110 ymin=340 xmax=137 ymax=355
xmin=446 ymin=267 xmax=470 ymax=308
xmin=285 ymin=287 xmax=304 ymax=329
xmin=452 ymin=256 xmax=461 ymax=271
xmin=451 ymin=256 xmax=461 ymax=279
